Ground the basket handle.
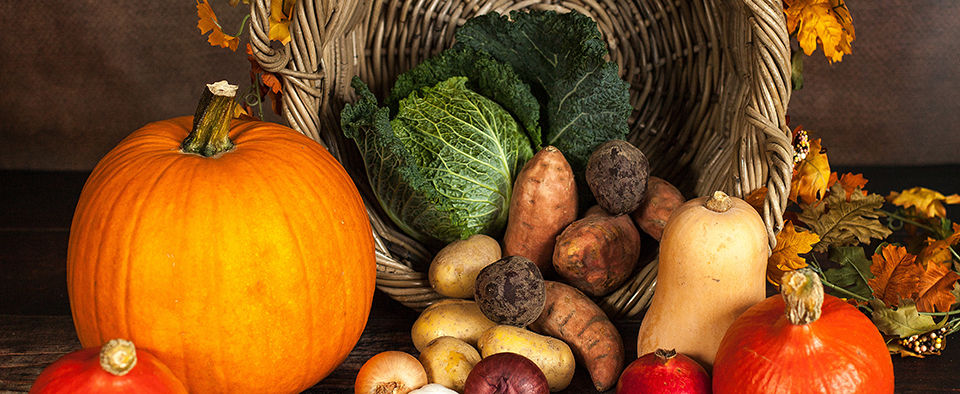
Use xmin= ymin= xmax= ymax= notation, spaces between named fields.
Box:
xmin=248 ymin=0 xmax=369 ymax=152
xmin=724 ymin=0 xmax=795 ymax=250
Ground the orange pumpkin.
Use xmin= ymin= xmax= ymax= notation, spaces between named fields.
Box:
xmin=66 ymin=81 xmax=377 ymax=393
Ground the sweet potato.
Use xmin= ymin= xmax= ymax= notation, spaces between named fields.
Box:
xmin=503 ymin=146 xmax=578 ymax=273
xmin=552 ymin=214 xmax=641 ymax=296
xmin=631 ymin=176 xmax=685 ymax=240
xmin=529 ymin=281 xmax=624 ymax=392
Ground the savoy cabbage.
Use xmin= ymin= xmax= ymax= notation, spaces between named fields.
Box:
xmin=341 ymin=77 xmax=533 ymax=244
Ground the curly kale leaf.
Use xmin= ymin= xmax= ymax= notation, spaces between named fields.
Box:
xmin=455 ymin=10 xmax=632 ymax=172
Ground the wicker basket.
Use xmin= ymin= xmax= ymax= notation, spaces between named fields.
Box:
xmin=248 ymin=0 xmax=794 ymax=319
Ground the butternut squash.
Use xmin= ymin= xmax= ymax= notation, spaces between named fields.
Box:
xmin=636 ymin=191 xmax=768 ymax=367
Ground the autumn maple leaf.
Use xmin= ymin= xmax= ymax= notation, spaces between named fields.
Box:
xmin=767 ymin=221 xmax=820 ymax=285
xmin=790 ymin=137 xmax=830 ymax=204
xmin=745 ymin=187 xmax=768 ymax=213
xmin=783 ymin=0 xmax=855 ymax=63
xmin=915 ymin=260 xmax=960 ymax=313
xmin=828 ymin=172 xmax=868 ymax=200
xmin=868 ymin=244 xmax=922 ymax=308
xmin=915 ymin=224 xmax=960 ymax=312
xmin=269 ymin=0 xmax=297 ymax=45
xmin=888 ymin=187 xmax=960 ymax=219
xmin=197 ymin=0 xmax=240 ymax=51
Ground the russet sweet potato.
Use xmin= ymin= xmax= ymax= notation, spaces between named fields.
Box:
xmin=552 ymin=213 xmax=641 ymax=296
xmin=631 ymin=176 xmax=685 ymax=240
xmin=529 ymin=281 xmax=625 ymax=392
xmin=503 ymin=146 xmax=577 ymax=273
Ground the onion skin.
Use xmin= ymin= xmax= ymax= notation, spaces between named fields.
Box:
xmin=463 ymin=353 xmax=549 ymax=394
xmin=616 ymin=349 xmax=710 ymax=394
xmin=355 ymin=351 xmax=428 ymax=394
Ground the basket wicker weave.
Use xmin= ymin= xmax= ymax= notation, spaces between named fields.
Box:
xmin=248 ymin=0 xmax=795 ymax=319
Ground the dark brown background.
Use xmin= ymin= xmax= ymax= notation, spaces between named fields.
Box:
xmin=1 ymin=0 xmax=958 ymax=170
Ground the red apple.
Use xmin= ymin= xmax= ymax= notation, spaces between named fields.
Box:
xmin=616 ymin=349 xmax=711 ymax=394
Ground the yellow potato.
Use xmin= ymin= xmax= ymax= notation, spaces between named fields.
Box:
xmin=428 ymin=234 xmax=501 ymax=298
xmin=476 ymin=325 xmax=575 ymax=392
xmin=411 ymin=299 xmax=497 ymax=351
xmin=418 ymin=336 xmax=482 ymax=392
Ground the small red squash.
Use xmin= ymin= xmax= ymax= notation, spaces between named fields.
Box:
xmin=30 ymin=339 xmax=187 ymax=393
xmin=713 ymin=268 xmax=894 ymax=393
xmin=66 ymin=82 xmax=377 ymax=393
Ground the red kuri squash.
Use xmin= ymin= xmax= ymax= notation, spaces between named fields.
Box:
xmin=66 ymin=81 xmax=377 ymax=393
xmin=30 ymin=339 xmax=187 ymax=393
xmin=713 ymin=268 xmax=894 ymax=393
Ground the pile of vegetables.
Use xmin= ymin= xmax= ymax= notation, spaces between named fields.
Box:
xmin=31 ymin=1 xmax=926 ymax=393
xmin=344 ymin=8 xmax=902 ymax=394
xmin=341 ymin=10 xmax=631 ymax=245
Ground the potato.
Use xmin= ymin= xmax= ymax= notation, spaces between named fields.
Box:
xmin=631 ymin=176 xmax=685 ymax=240
xmin=429 ymin=234 xmax=502 ymax=298
xmin=418 ymin=336 xmax=482 ymax=392
xmin=411 ymin=299 xmax=497 ymax=351
xmin=552 ymin=214 xmax=642 ymax=296
xmin=585 ymin=140 xmax=650 ymax=215
xmin=474 ymin=256 xmax=545 ymax=327
xmin=477 ymin=325 xmax=575 ymax=392
xmin=503 ymin=146 xmax=578 ymax=272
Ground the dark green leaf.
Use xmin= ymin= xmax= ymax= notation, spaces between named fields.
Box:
xmin=455 ymin=10 xmax=632 ymax=173
xmin=823 ymin=246 xmax=874 ymax=300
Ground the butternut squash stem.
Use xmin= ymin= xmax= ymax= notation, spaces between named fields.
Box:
xmin=99 ymin=339 xmax=138 ymax=376
xmin=780 ymin=268 xmax=824 ymax=325
xmin=704 ymin=191 xmax=732 ymax=212
xmin=181 ymin=81 xmax=238 ymax=157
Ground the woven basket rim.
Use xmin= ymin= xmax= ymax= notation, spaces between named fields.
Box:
xmin=248 ymin=0 xmax=794 ymax=317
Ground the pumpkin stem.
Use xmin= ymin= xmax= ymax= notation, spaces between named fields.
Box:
xmin=781 ymin=268 xmax=824 ymax=325
xmin=180 ymin=80 xmax=238 ymax=157
xmin=99 ymin=339 xmax=138 ymax=376
xmin=705 ymin=191 xmax=733 ymax=212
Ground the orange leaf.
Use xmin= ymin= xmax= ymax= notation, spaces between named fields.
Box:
xmin=767 ymin=221 xmax=820 ymax=285
xmin=828 ymin=172 xmax=868 ymax=200
xmin=915 ymin=226 xmax=960 ymax=311
xmin=887 ymin=187 xmax=960 ymax=218
xmin=261 ymin=72 xmax=283 ymax=94
xmin=745 ymin=187 xmax=768 ymax=213
xmin=868 ymin=244 xmax=922 ymax=308
xmin=915 ymin=259 xmax=960 ymax=313
xmin=783 ymin=0 xmax=855 ymax=63
xmin=197 ymin=0 xmax=240 ymax=51
xmin=790 ymin=137 xmax=830 ymax=204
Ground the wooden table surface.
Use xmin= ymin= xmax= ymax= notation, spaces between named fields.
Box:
xmin=2 ymin=168 xmax=960 ymax=393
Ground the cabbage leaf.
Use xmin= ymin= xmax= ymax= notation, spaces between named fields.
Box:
xmin=341 ymin=76 xmax=533 ymax=244
xmin=387 ymin=45 xmax=542 ymax=149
